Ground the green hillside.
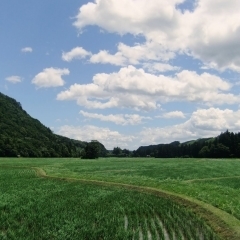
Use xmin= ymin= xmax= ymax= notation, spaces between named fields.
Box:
xmin=181 ymin=137 xmax=214 ymax=146
xmin=0 ymin=92 xmax=106 ymax=158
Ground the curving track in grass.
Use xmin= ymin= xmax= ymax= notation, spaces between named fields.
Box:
xmin=31 ymin=166 xmax=240 ymax=240
xmin=1 ymin=164 xmax=240 ymax=239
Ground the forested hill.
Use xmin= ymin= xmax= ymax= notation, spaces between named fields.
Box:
xmin=0 ymin=92 xmax=107 ymax=158
xmin=134 ymin=131 xmax=240 ymax=158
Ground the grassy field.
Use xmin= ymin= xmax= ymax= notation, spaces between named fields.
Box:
xmin=1 ymin=157 xmax=240 ymax=239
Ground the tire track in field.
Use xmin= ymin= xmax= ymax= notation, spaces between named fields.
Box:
xmin=2 ymin=165 xmax=240 ymax=240
xmin=32 ymin=167 xmax=240 ymax=240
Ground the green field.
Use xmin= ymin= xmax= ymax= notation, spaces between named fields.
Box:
xmin=1 ymin=158 xmax=240 ymax=239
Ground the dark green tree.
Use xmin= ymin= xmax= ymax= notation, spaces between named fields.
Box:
xmin=122 ymin=148 xmax=130 ymax=156
xmin=209 ymin=143 xmax=230 ymax=158
xmin=112 ymin=147 xmax=122 ymax=156
xmin=199 ymin=146 xmax=210 ymax=158
xmin=82 ymin=141 xmax=100 ymax=159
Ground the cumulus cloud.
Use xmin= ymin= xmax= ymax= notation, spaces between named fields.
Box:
xmin=73 ymin=0 xmax=183 ymax=35
xmin=184 ymin=0 xmax=240 ymax=72
xmin=190 ymin=108 xmax=240 ymax=131
xmin=90 ymin=50 xmax=125 ymax=66
xmin=61 ymin=42 xmax=176 ymax=68
xmin=57 ymin=125 xmax=135 ymax=149
xmin=80 ymin=110 xmax=151 ymax=125
xmin=157 ymin=111 xmax=186 ymax=119
xmin=62 ymin=47 xmax=91 ymax=62
xmin=73 ymin=0 xmax=240 ymax=72
xmin=5 ymin=76 xmax=22 ymax=84
xmin=21 ymin=47 xmax=33 ymax=53
xmin=90 ymin=42 xmax=176 ymax=66
xmin=32 ymin=68 xmax=69 ymax=88
xmin=118 ymin=42 xmax=176 ymax=64
xmin=140 ymin=108 xmax=240 ymax=145
xmin=143 ymin=63 xmax=180 ymax=73
xmin=57 ymin=66 xmax=239 ymax=110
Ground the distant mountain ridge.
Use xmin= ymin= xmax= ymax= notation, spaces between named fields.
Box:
xmin=0 ymin=92 xmax=106 ymax=157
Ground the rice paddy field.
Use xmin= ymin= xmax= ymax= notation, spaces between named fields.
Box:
xmin=0 ymin=158 xmax=240 ymax=239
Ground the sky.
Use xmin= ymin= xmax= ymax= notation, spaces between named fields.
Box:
xmin=1 ymin=0 xmax=240 ymax=150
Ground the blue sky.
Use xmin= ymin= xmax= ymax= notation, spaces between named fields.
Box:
xmin=1 ymin=0 xmax=240 ymax=150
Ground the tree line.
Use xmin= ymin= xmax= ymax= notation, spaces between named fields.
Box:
xmin=133 ymin=130 xmax=240 ymax=158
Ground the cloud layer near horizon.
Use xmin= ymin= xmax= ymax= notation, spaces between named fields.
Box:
xmin=58 ymin=107 xmax=240 ymax=149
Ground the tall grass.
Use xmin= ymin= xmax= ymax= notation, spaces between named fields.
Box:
xmin=0 ymin=167 xmax=219 ymax=239
xmin=3 ymin=157 xmax=237 ymax=222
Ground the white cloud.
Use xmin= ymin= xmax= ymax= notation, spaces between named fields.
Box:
xmin=190 ymin=108 xmax=240 ymax=131
xmin=74 ymin=0 xmax=240 ymax=72
xmin=143 ymin=63 xmax=180 ymax=73
xmin=32 ymin=68 xmax=69 ymax=88
xmin=65 ymin=42 xmax=176 ymax=68
xmin=140 ymin=107 xmax=240 ymax=145
xmin=184 ymin=0 xmax=240 ymax=72
xmin=80 ymin=110 xmax=151 ymax=125
xmin=57 ymin=125 xmax=135 ymax=149
xmin=62 ymin=47 xmax=91 ymax=62
xmin=21 ymin=47 xmax=33 ymax=53
xmin=73 ymin=0 xmax=183 ymax=35
xmin=118 ymin=42 xmax=175 ymax=64
xmin=57 ymin=66 xmax=239 ymax=110
xmin=90 ymin=50 xmax=125 ymax=66
xmin=5 ymin=76 xmax=22 ymax=84
xmin=89 ymin=42 xmax=176 ymax=67
xmin=157 ymin=111 xmax=186 ymax=119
